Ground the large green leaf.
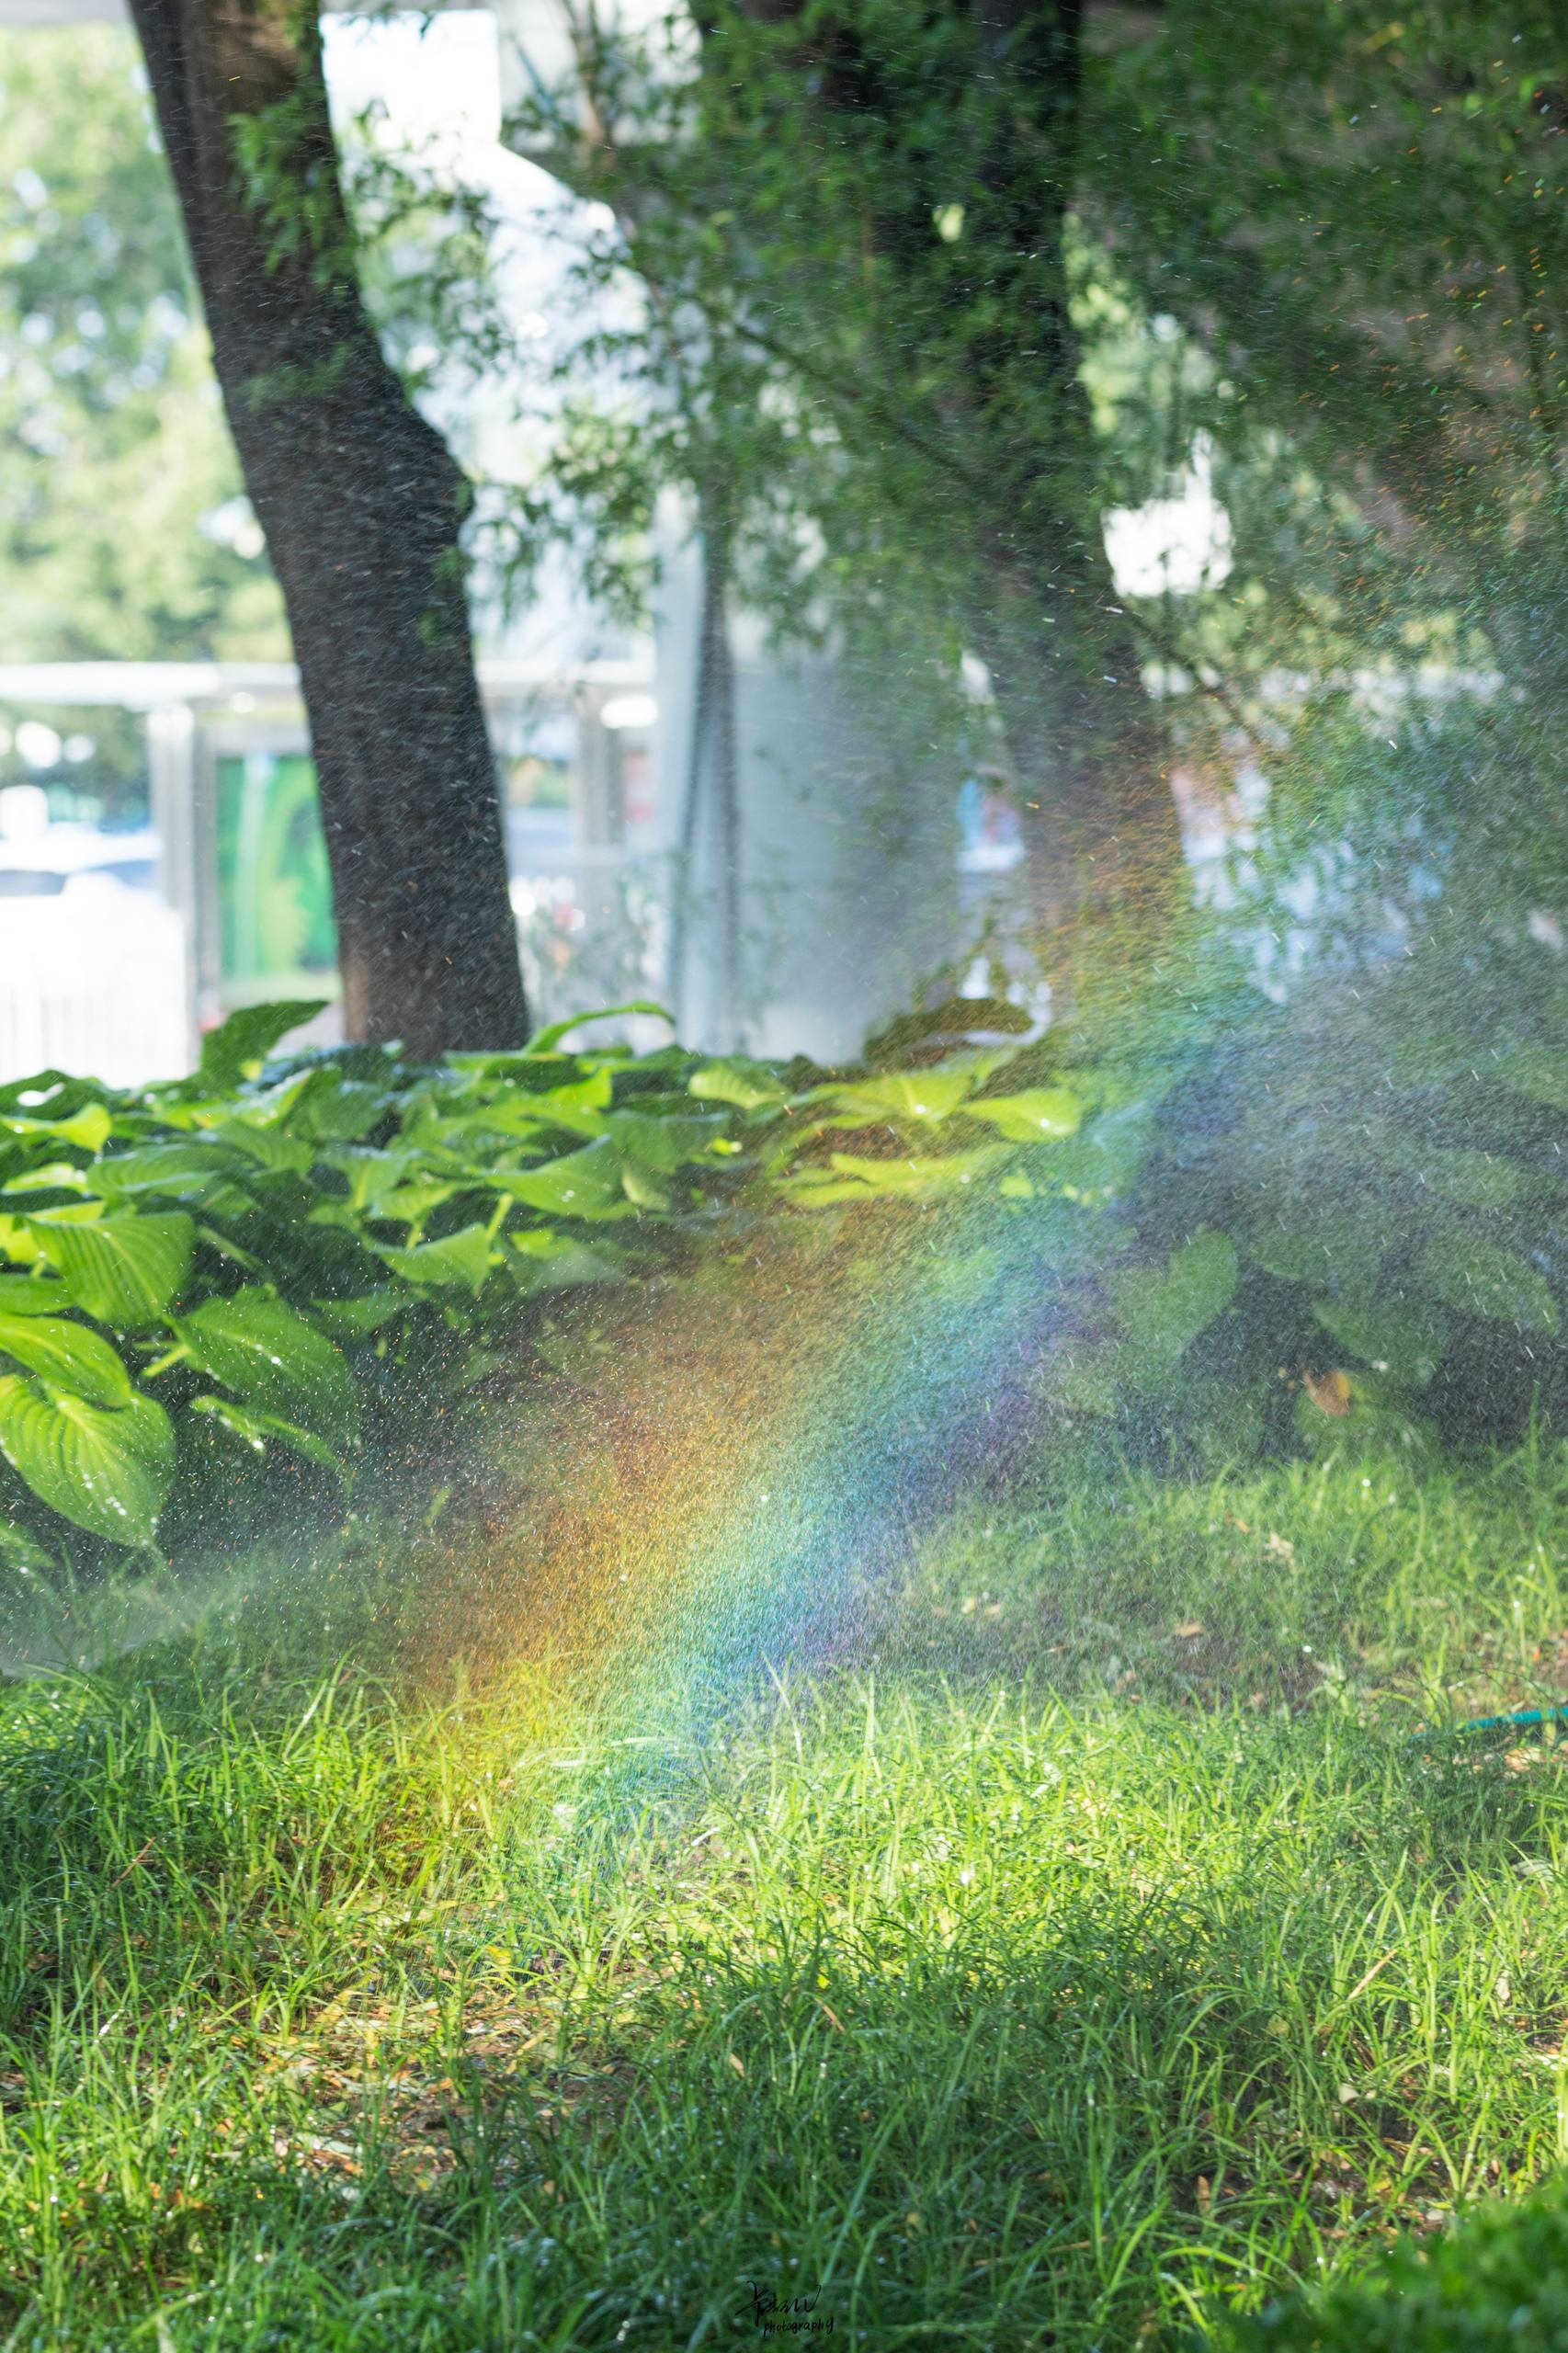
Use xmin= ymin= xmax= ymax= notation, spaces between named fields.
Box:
xmin=811 ymin=1069 xmax=977 ymax=1127
xmin=605 ymin=1109 xmax=729 ymax=1171
xmin=0 ymin=1375 xmax=173 ymax=1545
xmin=1497 ymin=1042 xmax=1568 ymax=1113
xmin=1421 ymin=1149 xmax=1521 ymax=1210
xmin=209 ymin=1119 xmax=314 ymax=1176
xmin=487 ymin=1138 xmax=633 ymax=1220
xmin=432 ymin=1071 xmax=615 ymax=1147
xmin=619 ymin=1158 xmax=671 ymax=1211
xmin=688 ymin=1058 xmax=788 ymax=1111
xmin=504 ymin=1234 xmax=627 ymax=1293
xmin=1109 ymin=1230 xmax=1239 ymax=1379
xmin=199 ymin=1000 xmax=328 ymax=1090
xmin=965 ymin=1088 xmax=1083 ymax=1143
xmin=497 ymin=1071 xmax=615 ymax=1132
xmin=176 ymin=1290 xmax=359 ymax=1448
xmin=290 ymin=1074 xmax=390 ymax=1142
xmin=0 ymin=1514 xmax=55 ymax=1571
xmin=376 ymin=1224 xmax=494 ymax=1295
xmin=2 ymin=1160 xmax=89 ymax=1197
xmin=0 ymin=1274 xmax=72 ymax=1316
xmin=0 ymin=1215 xmax=45 ymax=1267
xmin=30 ymin=1211 xmax=194 ymax=1326
xmin=0 ymin=1311 xmax=133 ymax=1406
xmin=1312 ymin=1294 xmax=1449 ymax=1385
xmin=779 ymin=1146 xmax=1011 ymax=1202
xmin=86 ymin=1142 xmax=241 ymax=1201
xmin=1042 ymin=1104 xmax=1156 ymax=1202
xmin=211 ymin=1070 xmax=315 ymax=1128
xmin=1246 ymin=1207 xmax=1394 ymax=1293
xmin=324 ymin=1145 xmax=430 ymax=1216
xmin=0 ymin=1101 xmax=112 ymax=1154
xmin=369 ymin=1181 xmax=463 ymax=1227
xmin=1414 ymin=1231 xmax=1558 ymax=1332
xmin=526 ymin=1003 xmax=674 ymax=1054
xmin=189 ymin=1394 xmax=348 ymax=1481
xmin=310 ymin=1289 xmax=405 ymax=1338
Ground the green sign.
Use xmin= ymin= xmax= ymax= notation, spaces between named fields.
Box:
xmin=215 ymin=753 xmax=337 ymax=1006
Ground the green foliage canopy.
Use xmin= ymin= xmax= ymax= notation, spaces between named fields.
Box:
xmin=0 ymin=25 xmax=287 ymax=809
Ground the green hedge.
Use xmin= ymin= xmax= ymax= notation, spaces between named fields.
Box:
xmin=0 ymin=996 xmax=1096 ymax=1563
xmin=4 ymin=975 xmax=1565 ymax=1569
xmin=1225 ymin=2186 xmax=1568 ymax=2351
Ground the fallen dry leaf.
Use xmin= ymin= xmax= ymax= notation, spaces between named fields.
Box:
xmin=1304 ymin=1368 xmax=1354 ymax=1417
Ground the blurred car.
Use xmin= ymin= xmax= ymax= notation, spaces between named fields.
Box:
xmin=0 ymin=820 xmax=159 ymax=901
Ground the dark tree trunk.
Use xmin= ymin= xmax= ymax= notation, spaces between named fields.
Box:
xmin=966 ymin=447 xmax=1183 ymax=983
xmin=726 ymin=0 xmax=1184 ymax=979
xmin=956 ymin=0 xmax=1180 ymax=966
xmin=126 ymin=0 xmax=528 ymax=1055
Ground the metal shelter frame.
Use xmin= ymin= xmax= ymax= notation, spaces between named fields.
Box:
xmin=0 ymin=659 xmax=654 ymax=1055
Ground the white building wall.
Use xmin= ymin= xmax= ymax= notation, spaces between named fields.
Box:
xmin=653 ymin=528 xmax=958 ymax=1061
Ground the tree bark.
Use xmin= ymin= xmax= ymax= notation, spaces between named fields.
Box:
xmin=954 ymin=0 xmax=1180 ymax=970
xmin=724 ymin=0 xmax=1184 ymax=984
xmin=126 ymin=0 xmax=528 ymax=1056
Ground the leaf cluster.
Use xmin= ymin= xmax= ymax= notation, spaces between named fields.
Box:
xmin=1222 ymin=2177 xmax=1568 ymax=2352
xmin=0 ymin=997 xmax=1100 ymax=1565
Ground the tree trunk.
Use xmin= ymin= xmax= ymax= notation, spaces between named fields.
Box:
xmin=969 ymin=489 xmax=1183 ymax=1002
xmin=722 ymin=0 xmax=1184 ymax=991
xmin=961 ymin=0 xmax=1181 ymax=983
xmin=126 ymin=0 xmax=528 ymax=1056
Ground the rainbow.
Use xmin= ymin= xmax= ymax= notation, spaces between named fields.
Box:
xmin=417 ymin=1167 xmax=1095 ymax=1751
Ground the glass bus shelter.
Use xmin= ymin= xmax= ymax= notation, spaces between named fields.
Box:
xmin=0 ymin=660 xmax=660 ymax=1084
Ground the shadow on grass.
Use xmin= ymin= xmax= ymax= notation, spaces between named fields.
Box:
xmin=4 ymin=1611 xmax=1568 ymax=2347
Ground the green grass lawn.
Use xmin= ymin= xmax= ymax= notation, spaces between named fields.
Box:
xmin=5 ymin=1439 xmax=1568 ymax=2349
